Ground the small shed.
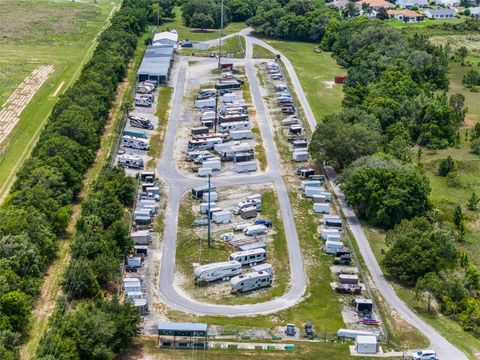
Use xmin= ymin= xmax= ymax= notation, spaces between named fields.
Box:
xmin=355 ymin=298 xmax=373 ymax=313
xmin=158 ymin=322 xmax=208 ymax=349
xmin=355 ymin=335 xmax=378 ymax=354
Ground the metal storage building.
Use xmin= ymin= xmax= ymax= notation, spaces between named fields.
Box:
xmin=355 ymin=335 xmax=378 ymax=354
xmin=137 ymin=45 xmax=174 ymax=84
xmin=158 ymin=322 xmax=208 ymax=349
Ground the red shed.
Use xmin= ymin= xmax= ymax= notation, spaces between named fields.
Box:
xmin=334 ymin=75 xmax=347 ymax=84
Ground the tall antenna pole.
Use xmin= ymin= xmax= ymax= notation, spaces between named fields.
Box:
xmin=207 ymin=174 xmax=211 ymax=248
xmin=218 ymin=0 xmax=224 ymax=69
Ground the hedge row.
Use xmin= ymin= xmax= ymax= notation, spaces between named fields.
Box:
xmin=0 ymin=1 xmax=149 ymax=358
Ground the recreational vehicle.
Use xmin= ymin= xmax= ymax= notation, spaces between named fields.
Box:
xmin=313 ymin=203 xmax=331 ymax=214
xmin=300 ymin=180 xmax=323 ymax=190
xmin=188 ymin=137 xmax=223 ymax=150
xmin=251 ymin=263 xmax=272 ymax=275
xmin=324 ymin=215 xmax=342 ymax=228
xmin=325 ymin=240 xmax=344 ymax=255
xmin=233 ymin=200 xmax=262 ymax=214
xmin=228 ymin=248 xmax=267 ymax=266
xmin=200 ymin=111 xmax=217 ymax=121
xmin=122 ymin=135 xmax=149 ymax=150
xmin=195 ymin=98 xmax=216 ymax=109
xmin=129 ymin=115 xmax=154 ymax=130
xmin=230 ymin=271 xmax=272 ymax=293
xmin=117 ymin=153 xmax=144 ymax=169
xmin=244 ymin=224 xmax=268 ymax=236
xmin=229 ymin=129 xmax=253 ymax=140
xmin=218 ymin=114 xmax=249 ymax=124
xmin=218 ymin=121 xmax=251 ymax=132
xmin=134 ymin=96 xmax=151 ymax=107
xmin=239 ymin=242 xmax=266 ymax=252
xmin=123 ymin=129 xmax=148 ymax=139
xmin=194 ymin=261 xmax=243 ymax=283
xmin=235 ymin=161 xmax=257 ymax=173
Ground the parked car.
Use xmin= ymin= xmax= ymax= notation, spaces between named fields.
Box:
xmin=285 ymin=324 xmax=296 ymax=336
xmin=304 ymin=322 xmax=314 ymax=339
xmin=411 ymin=350 xmax=437 ymax=360
xmin=255 ymin=219 xmax=272 ymax=228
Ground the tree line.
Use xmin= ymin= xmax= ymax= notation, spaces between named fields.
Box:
xmin=0 ymin=0 xmax=149 ymax=358
xmin=248 ymin=0 xmax=480 ymax=337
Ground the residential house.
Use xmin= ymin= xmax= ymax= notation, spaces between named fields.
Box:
xmin=387 ymin=9 xmax=425 ymax=21
xmin=435 ymin=0 xmax=460 ymax=6
xmin=396 ymin=0 xmax=429 ymax=8
xmin=356 ymin=0 xmax=395 ymax=11
xmin=424 ymin=7 xmax=456 ymax=18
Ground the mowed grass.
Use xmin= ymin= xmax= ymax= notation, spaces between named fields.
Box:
xmin=253 ymin=44 xmax=276 ymax=59
xmin=0 ymin=0 xmax=119 ymax=199
xmin=0 ymin=63 xmax=36 ymax=105
xmin=183 ymin=35 xmax=246 ymax=58
xmin=175 ymin=190 xmax=289 ymax=305
xmin=160 ymin=6 xmax=246 ymax=42
xmin=262 ymin=39 xmax=346 ymax=121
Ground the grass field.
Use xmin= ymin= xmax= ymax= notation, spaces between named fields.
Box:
xmin=160 ymin=6 xmax=246 ymax=42
xmin=262 ymin=39 xmax=345 ymax=122
xmin=253 ymin=44 xmax=276 ymax=59
xmin=122 ymin=336 xmax=401 ymax=360
xmin=175 ymin=189 xmax=289 ymax=305
xmin=0 ymin=0 xmax=119 ymax=200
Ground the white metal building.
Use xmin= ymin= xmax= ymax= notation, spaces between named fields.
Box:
xmin=355 ymin=335 xmax=378 ymax=354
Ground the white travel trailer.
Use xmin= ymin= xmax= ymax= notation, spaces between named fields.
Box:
xmin=304 ymin=186 xmax=325 ymax=198
xmin=117 ymin=153 xmax=144 ymax=169
xmin=235 ymin=161 xmax=257 ymax=173
xmin=320 ymin=228 xmax=340 ymax=240
xmin=313 ymin=203 xmax=331 ymax=214
xmin=218 ymin=121 xmax=251 ymax=132
xmin=194 ymin=261 xmax=243 ymax=283
xmin=292 ymin=150 xmax=309 ymax=162
xmin=126 ymin=291 xmax=144 ymax=300
xmin=122 ymin=135 xmax=149 ymax=150
xmin=131 ymin=230 xmax=151 ymax=245
xmin=324 ymin=215 xmax=342 ymax=228
xmin=200 ymin=202 xmax=216 ymax=214
xmin=246 ymin=194 xmax=262 ymax=202
xmin=195 ymin=98 xmax=216 ymax=109
xmin=325 ymin=240 xmax=344 ymax=255
xmin=201 ymin=111 xmax=217 ymax=121
xmin=229 ymin=129 xmax=253 ymax=140
xmin=228 ymin=248 xmax=266 ymax=266
xmin=202 ymin=158 xmax=221 ymax=171
xmin=301 ymin=180 xmax=323 ymax=190
xmin=244 ymin=224 xmax=268 ymax=236
xmin=230 ymin=271 xmax=272 ymax=293
xmin=251 ymin=263 xmax=273 ymax=275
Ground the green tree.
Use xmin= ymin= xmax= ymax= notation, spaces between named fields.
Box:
xmin=438 ymin=155 xmax=455 ymax=176
xmin=467 ymin=192 xmax=480 ymax=211
xmin=63 ymin=260 xmax=100 ymax=300
xmin=416 ymin=272 xmax=442 ymax=311
xmin=309 ymin=116 xmax=382 ymax=169
xmin=376 ymin=8 xmax=389 ymax=20
xmin=471 ymin=138 xmax=480 ymax=155
xmin=0 ymin=291 xmax=31 ymax=333
xmin=454 ymin=204 xmax=466 ymax=238
xmin=457 ymin=46 xmax=468 ymax=65
xmin=340 ymin=155 xmax=431 ymax=229
xmin=189 ymin=12 xmax=215 ymax=30
xmin=463 ymin=68 xmax=480 ymax=89
xmin=382 ymin=217 xmax=457 ymax=283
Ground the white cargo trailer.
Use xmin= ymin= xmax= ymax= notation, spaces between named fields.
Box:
xmin=202 ymin=191 xmax=218 ymax=202
xmin=228 ymin=248 xmax=267 ymax=266
xmin=194 ymin=261 xmax=243 ymax=283
xmin=198 ymin=167 xmax=213 ymax=177
xmin=312 ymin=194 xmax=327 ymax=203
xmin=131 ymin=230 xmax=151 ymax=245
xmin=202 ymin=159 xmax=221 ymax=171
xmin=195 ymin=98 xmax=216 ymax=109
xmin=326 ymin=233 xmax=342 ymax=242
xmin=325 ymin=240 xmax=344 ymax=254
xmin=244 ymin=224 xmax=268 ymax=236
xmin=200 ymin=202 xmax=216 ymax=214
xmin=230 ymin=271 xmax=272 ymax=293
xmin=320 ymin=228 xmax=340 ymax=241
xmin=212 ymin=210 xmax=232 ymax=224
xmin=313 ymin=203 xmax=331 ymax=214
xmin=301 ymin=180 xmax=323 ymax=190
xmin=229 ymin=129 xmax=253 ymax=140
xmin=304 ymin=186 xmax=325 ymax=198
xmin=292 ymin=150 xmax=309 ymax=162
xmin=235 ymin=161 xmax=257 ymax=173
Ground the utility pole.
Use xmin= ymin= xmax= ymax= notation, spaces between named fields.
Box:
xmin=214 ymin=90 xmax=218 ymax=133
xmin=207 ymin=174 xmax=212 ymax=248
xmin=218 ymin=0 xmax=224 ymax=69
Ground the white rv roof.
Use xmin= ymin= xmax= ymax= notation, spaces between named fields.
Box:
xmin=251 ymin=263 xmax=272 ymax=271
xmin=230 ymin=248 xmax=266 ymax=258
xmin=194 ymin=261 xmax=241 ymax=275
xmin=325 ymin=240 xmax=343 ymax=246
xmin=230 ymin=271 xmax=270 ymax=285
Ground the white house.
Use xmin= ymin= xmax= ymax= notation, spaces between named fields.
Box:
xmin=396 ymin=0 xmax=429 ymax=8
xmin=435 ymin=0 xmax=460 ymax=6
xmin=387 ymin=9 xmax=425 ymax=22
xmin=470 ymin=6 xmax=480 ymax=17
xmin=424 ymin=7 xmax=456 ymax=18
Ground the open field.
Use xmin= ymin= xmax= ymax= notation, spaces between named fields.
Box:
xmin=0 ymin=0 xmax=119 ymax=199
xmin=262 ymin=39 xmax=345 ymax=122
xmin=182 ymin=35 xmax=246 ymax=58
xmin=161 ymin=6 xmax=246 ymax=42
xmin=253 ymin=44 xmax=276 ymax=59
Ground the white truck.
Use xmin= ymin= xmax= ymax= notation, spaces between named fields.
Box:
xmin=194 ymin=261 xmax=243 ymax=283
xmin=228 ymin=248 xmax=267 ymax=266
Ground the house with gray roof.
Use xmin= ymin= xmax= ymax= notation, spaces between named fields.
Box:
xmin=396 ymin=0 xmax=429 ymax=8
xmin=423 ymin=7 xmax=456 ymax=18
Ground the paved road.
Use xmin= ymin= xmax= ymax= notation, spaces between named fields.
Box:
xmin=244 ymin=32 xmax=468 ymax=359
xmin=155 ymin=38 xmax=306 ymax=315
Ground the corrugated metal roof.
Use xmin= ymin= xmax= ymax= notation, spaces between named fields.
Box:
xmin=158 ymin=322 xmax=208 ymax=332
xmin=137 ymin=57 xmax=171 ymax=77
xmin=145 ymin=45 xmax=174 ymax=58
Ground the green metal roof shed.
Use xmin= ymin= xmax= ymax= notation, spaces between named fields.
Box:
xmin=158 ymin=322 xmax=208 ymax=337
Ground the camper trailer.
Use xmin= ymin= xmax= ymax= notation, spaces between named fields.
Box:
xmin=244 ymin=224 xmax=268 ymax=236
xmin=131 ymin=230 xmax=151 ymax=245
xmin=228 ymin=248 xmax=267 ymax=266
xmin=117 ymin=153 xmax=144 ymax=169
xmin=301 ymin=180 xmax=323 ymax=190
xmin=235 ymin=161 xmax=257 ymax=173
xmin=218 ymin=114 xmax=249 ymax=124
xmin=188 ymin=137 xmax=223 ymax=150
xmin=233 ymin=200 xmax=262 ymax=214
xmin=191 ymin=126 xmax=209 ymax=136
xmin=325 ymin=240 xmax=344 ymax=255
xmin=230 ymin=271 xmax=272 ymax=293
xmin=251 ymin=263 xmax=273 ymax=275
xmin=218 ymin=121 xmax=250 ymax=132
xmin=194 ymin=261 xmax=243 ymax=283
xmin=123 ymin=129 xmax=148 ymax=139
xmin=129 ymin=115 xmax=154 ymax=130
xmin=134 ymin=96 xmax=152 ymax=107
xmin=229 ymin=129 xmax=253 ymax=140
xmin=304 ymin=186 xmax=324 ymax=198
xmin=122 ymin=135 xmax=149 ymax=151
xmin=195 ymin=98 xmax=216 ymax=109
xmin=239 ymin=242 xmax=266 ymax=252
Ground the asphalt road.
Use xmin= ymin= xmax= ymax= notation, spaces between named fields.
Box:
xmin=242 ymin=31 xmax=468 ymax=359
xmin=155 ymin=37 xmax=307 ymax=316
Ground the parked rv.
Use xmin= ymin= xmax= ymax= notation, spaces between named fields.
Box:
xmin=131 ymin=230 xmax=151 ymax=245
xmin=230 ymin=271 xmax=272 ymax=293
xmin=195 ymin=98 xmax=216 ymax=109
xmin=123 ymin=129 xmax=148 ymax=139
xmin=229 ymin=129 xmax=253 ymax=140
xmin=134 ymin=96 xmax=152 ymax=107
xmin=244 ymin=224 xmax=268 ymax=236
xmin=233 ymin=200 xmax=262 ymax=214
xmin=129 ymin=115 xmax=154 ymax=130
xmin=117 ymin=153 xmax=144 ymax=169
xmin=235 ymin=161 xmax=257 ymax=173
xmin=229 ymin=248 xmax=266 ymax=266
xmin=219 ymin=121 xmax=251 ymax=132
xmin=194 ymin=261 xmax=243 ymax=283
xmin=251 ymin=263 xmax=272 ymax=275
xmin=122 ymin=135 xmax=149 ymax=151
